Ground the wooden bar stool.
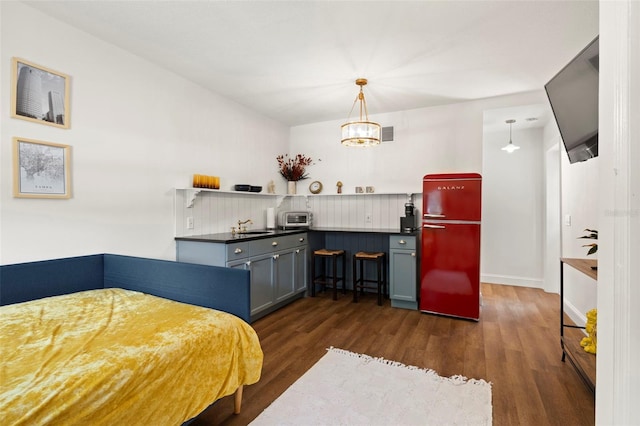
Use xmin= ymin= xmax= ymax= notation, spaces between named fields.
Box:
xmin=352 ymin=251 xmax=387 ymax=306
xmin=310 ymin=249 xmax=346 ymax=300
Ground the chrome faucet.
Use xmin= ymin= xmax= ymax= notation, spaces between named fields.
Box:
xmin=237 ymin=219 xmax=253 ymax=233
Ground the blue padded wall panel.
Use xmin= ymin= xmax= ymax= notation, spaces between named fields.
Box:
xmin=103 ymin=254 xmax=251 ymax=323
xmin=0 ymin=254 xmax=104 ymax=306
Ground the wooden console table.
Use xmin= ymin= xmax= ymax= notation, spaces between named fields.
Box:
xmin=560 ymin=258 xmax=597 ymax=394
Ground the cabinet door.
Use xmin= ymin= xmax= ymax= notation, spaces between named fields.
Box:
xmin=274 ymin=250 xmax=295 ymax=302
xmin=293 ymin=246 xmax=307 ymax=293
xmin=390 ymin=249 xmax=417 ymax=301
xmin=246 ymin=254 xmax=274 ymax=315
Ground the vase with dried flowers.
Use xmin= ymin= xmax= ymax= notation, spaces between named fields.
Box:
xmin=276 ymin=154 xmax=312 ymax=194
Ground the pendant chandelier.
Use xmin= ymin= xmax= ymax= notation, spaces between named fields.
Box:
xmin=341 ymin=78 xmax=381 ymax=147
xmin=501 ymin=119 xmax=520 ymax=153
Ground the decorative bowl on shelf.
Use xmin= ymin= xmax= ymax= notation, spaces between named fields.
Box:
xmin=249 ymin=186 xmax=262 ymax=193
xmin=234 ymin=184 xmax=251 ymax=191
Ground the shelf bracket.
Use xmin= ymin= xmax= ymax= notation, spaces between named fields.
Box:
xmin=185 ymin=189 xmax=201 ymax=208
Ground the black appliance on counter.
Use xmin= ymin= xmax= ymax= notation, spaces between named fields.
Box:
xmin=400 ymin=202 xmax=416 ymax=232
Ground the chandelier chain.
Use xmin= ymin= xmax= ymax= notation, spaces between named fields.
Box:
xmin=346 ymin=93 xmax=360 ymax=122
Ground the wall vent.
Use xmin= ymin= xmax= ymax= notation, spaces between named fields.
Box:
xmin=381 ymin=126 xmax=394 ymax=142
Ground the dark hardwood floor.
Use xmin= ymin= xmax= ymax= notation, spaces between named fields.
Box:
xmin=192 ymin=283 xmax=595 ymax=426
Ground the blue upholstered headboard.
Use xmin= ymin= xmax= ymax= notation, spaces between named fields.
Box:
xmin=0 ymin=254 xmax=104 ymax=305
xmin=103 ymin=254 xmax=250 ymax=320
xmin=0 ymin=254 xmax=251 ymax=323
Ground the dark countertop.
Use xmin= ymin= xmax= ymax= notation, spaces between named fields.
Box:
xmin=311 ymin=227 xmax=419 ymax=236
xmin=175 ymin=227 xmax=418 ymax=244
xmin=175 ymin=229 xmax=307 ymax=243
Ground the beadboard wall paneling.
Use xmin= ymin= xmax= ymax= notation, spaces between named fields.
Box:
xmin=318 ymin=231 xmax=390 ymax=289
xmin=175 ymin=190 xmax=422 ymax=237
xmin=309 ymin=194 xmax=413 ymax=229
xmin=176 ymin=190 xmax=276 ymax=236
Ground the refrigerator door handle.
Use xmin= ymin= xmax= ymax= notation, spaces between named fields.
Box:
xmin=423 ymin=224 xmax=446 ymax=229
xmin=424 ymin=213 xmax=446 ymax=218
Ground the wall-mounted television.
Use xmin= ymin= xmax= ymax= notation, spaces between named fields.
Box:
xmin=545 ymin=36 xmax=599 ymax=164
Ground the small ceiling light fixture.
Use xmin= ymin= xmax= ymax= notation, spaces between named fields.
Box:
xmin=501 ymin=119 xmax=520 ymax=153
xmin=341 ymin=78 xmax=381 ymax=147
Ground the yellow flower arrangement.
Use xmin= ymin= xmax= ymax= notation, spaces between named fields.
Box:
xmin=580 ymin=308 xmax=597 ymax=354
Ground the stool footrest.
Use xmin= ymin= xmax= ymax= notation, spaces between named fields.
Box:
xmin=313 ymin=277 xmax=345 ymax=285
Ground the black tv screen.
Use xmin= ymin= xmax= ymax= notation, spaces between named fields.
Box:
xmin=545 ymin=36 xmax=599 ymax=164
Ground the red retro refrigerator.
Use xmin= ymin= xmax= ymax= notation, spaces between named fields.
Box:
xmin=420 ymin=173 xmax=482 ymax=320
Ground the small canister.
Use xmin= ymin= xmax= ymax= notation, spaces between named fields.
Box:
xmin=404 ymin=202 xmax=415 ymax=217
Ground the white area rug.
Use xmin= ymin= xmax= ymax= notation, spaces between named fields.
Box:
xmin=251 ymin=347 xmax=492 ymax=426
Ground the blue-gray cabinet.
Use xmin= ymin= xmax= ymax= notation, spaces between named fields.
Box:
xmin=177 ymin=233 xmax=307 ymax=321
xmin=293 ymin=245 xmax=308 ymax=294
xmin=389 ymin=235 xmax=418 ymax=310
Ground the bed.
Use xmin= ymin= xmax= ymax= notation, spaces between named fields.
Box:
xmin=0 ymin=254 xmax=263 ymax=425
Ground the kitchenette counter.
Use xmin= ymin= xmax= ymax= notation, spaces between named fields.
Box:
xmin=176 ymin=229 xmax=309 ymax=322
xmin=175 ymin=226 xmax=420 ymax=315
xmin=309 ymin=227 xmax=420 ymax=310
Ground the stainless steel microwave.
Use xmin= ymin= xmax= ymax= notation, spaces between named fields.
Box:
xmin=279 ymin=211 xmax=312 ymax=229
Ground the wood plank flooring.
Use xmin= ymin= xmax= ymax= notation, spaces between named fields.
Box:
xmin=192 ymin=283 xmax=595 ymax=426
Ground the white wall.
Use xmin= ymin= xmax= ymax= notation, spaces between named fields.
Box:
xmin=0 ymin=2 xmax=289 ymax=264
xmin=290 ymin=91 xmax=549 ymax=286
xmin=290 ymin=93 xmax=546 ymax=194
xmin=543 ymin=135 xmax=562 ymax=294
xmin=0 ymin=2 xmax=553 ymax=285
xmin=0 ymin=3 xmax=558 ymax=298
xmin=533 ymin=74 xmax=598 ymax=328
xmin=481 ymin=126 xmax=544 ymax=288
xmin=597 ymin=1 xmax=640 ymax=421
xmin=560 ymin=151 xmax=599 ymax=325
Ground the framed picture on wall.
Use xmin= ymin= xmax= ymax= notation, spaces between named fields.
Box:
xmin=10 ymin=57 xmax=70 ymax=129
xmin=13 ymin=137 xmax=72 ymax=199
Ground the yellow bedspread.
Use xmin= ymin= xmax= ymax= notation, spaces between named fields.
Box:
xmin=0 ymin=288 xmax=263 ymax=425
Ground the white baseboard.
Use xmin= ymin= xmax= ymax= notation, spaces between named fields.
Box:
xmin=563 ymin=299 xmax=587 ymax=333
xmin=481 ymin=273 xmax=543 ymax=289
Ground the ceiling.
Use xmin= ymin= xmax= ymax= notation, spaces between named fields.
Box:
xmin=24 ymin=1 xmax=598 ymax=129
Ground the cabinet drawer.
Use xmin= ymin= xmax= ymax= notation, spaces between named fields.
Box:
xmin=251 ymin=236 xmax=291 ymax=253
xmin=282 ymin=233 xmax=307 ymax=248
xmin=251 ymin=233 xmax=307 ymax=253
xmin=291 ymin=233 xmax=307 ymax=247
xmin=390 ymin=235 xmax=416 ymax=250
xmin=226 ymin=242 xmax=251 ymax=261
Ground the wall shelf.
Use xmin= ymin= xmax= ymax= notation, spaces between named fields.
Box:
xmin=176 ymin=187 xmax=419 ymax=208
xmin=310 ymin=192 xmax=417 ymax=197
xmin=176 ymin=188 xmax=279 ymax=208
